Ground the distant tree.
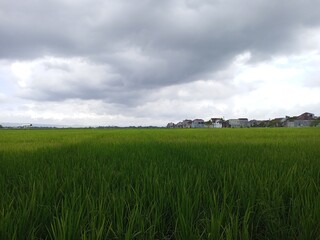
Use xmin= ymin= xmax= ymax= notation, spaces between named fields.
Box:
xmin=311 ymin=120 xmax=320 ymax=127
xmin=0 ymin=125 xmax=3 ymax=128
xmin=204 ymin=120 xmax=212 ymax=126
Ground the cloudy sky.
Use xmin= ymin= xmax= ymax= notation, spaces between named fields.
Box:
xmin=1 ymin=0 xmax=320 ymax=126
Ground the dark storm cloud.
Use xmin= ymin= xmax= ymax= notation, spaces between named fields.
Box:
xmin=1 ymin=0 xmax=320 ymax=103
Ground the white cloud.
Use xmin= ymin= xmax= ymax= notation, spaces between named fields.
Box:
xmin=1 ymin=49 xmax=320 ymax=126
xmin=0 ymin=93 xmax=6 ymax=103
xmin=227 ymin=51 xmax=320 ymax=119
xmin=8 ymin=57 xmax=122 ymax=101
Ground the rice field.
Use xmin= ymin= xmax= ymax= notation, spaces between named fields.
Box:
xmin=0 ymin=128 xmax=320 ymax=239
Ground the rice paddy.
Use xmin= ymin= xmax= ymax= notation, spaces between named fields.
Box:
xmin=0 ymin=128 xmax=320 ymax=239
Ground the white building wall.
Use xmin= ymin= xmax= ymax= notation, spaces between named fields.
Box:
xmin=228 ymin=119 xmax=240 ymax=128
xmin=192 ymin=120 xmax=205 ymax=128
xmin=213 ymin=122 xmax=222 ymax=128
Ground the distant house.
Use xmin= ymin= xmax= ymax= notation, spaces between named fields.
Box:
xmin=228 ymin=118 xmax=248 ymax=128
xmin=286 ymin=121 xmax=295 ymax=128
xmin=166 ymin=112 xmax=318 ymax=129
xmin=211 ymin=118 xmax=224 ymax=128
xmin=228 ymin=119 xmax=240 ymax=128
xmin=297 ymin=112 xmax=315 ymax=120
xmin=239 ymin=118 xmax=249 ymax=127
xmin=294 ymin=120 xmax=313 ymax=127
xmin=192 ymin=119 xmax=205 ymax=128
xmin=213 ymin=122 xmax=222 ymax=128
xmin=176 ymin=122 xmax=183 ymax=128
xmin=285 ymin=112 xmax=315 ymax=127
xmin=20 ymin=124 xmax=33 ymax=129
xmin=182 ymin=119 xmax=192 ymax=128
xmin=286 ymin=120 xmax=312 ymax=127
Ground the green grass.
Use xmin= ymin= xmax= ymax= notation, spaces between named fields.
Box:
xmin=0 ymin=128 xmax=320 ymax=239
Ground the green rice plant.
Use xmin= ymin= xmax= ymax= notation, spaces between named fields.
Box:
xmin=0 ymin=128 xmax=320 ymax=239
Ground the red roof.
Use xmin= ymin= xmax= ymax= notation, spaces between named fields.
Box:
xmin=297 ymin=112 xmax=314 ymax=120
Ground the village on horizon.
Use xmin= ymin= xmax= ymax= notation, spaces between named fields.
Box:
xmin=167 ymin=112 xmax=320 ymax=128
xmin=1 ymin=112 xmax=320 ymax=129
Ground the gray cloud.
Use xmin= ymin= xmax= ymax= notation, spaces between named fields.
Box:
xmin=1 ymin=0 xmax=320 ymax=107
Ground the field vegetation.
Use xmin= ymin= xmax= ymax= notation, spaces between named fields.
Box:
xmin=0 ymin=128 xmax=320 ymax=239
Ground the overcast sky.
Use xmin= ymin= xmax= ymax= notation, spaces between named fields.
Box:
xmin=1 ymin=0 xmax=320 ymax=126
